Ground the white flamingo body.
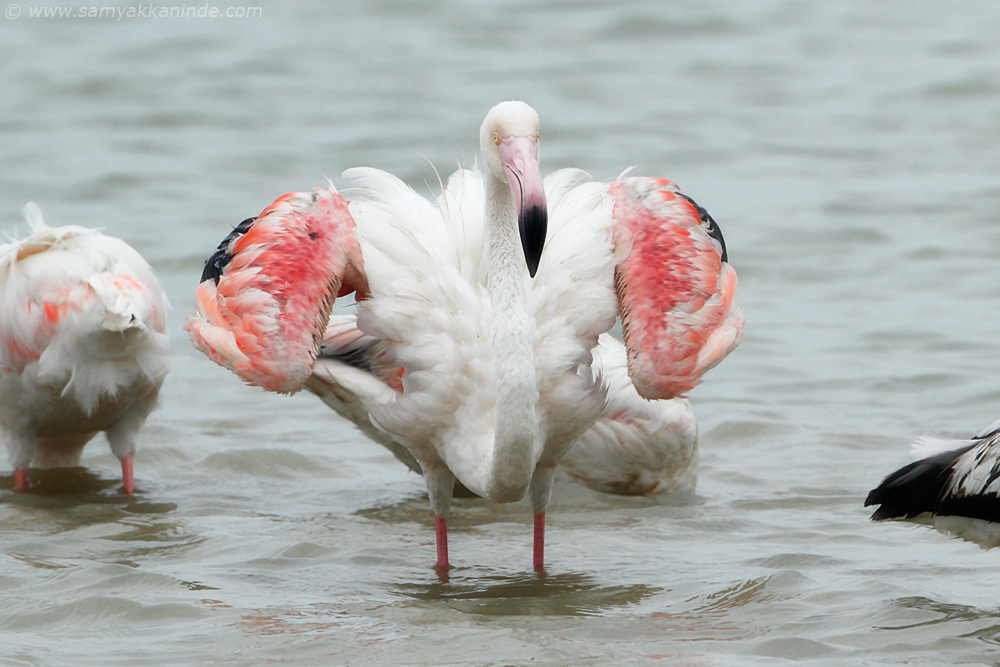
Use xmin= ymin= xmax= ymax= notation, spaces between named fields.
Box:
xmin=308 ymin=318 xmax=698 ymax=497
xmin=186 ymin=101 xmax=743 ymax=570
xmin=347 ymin=164 xmax=616 ymax=510
xmin=1 ymin=205 xmax=170 ymax=492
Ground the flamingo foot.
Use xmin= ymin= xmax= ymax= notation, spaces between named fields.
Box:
xmin=14 ymin=468 xmax=29 ymax=493
xmin=120 ymin=454 xmax=135 ymax=495
xmin=533 ymin=512 xmax=545 ymax=572
xmin=435 ymin=515 xmax=450 ymax=574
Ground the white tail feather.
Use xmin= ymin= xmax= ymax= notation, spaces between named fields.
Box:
xmin=910 ymin=436 xmax=972 ymax=460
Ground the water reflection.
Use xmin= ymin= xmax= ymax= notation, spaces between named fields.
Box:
xmin=353 ymin=483 xmax=675 ymax=528
xmin=879 ymin=596 xmax=1000 ymax=632
xmin=1 ymin=466 xmax=122 ymax=496
xmin=355 ymin=492 xmax=545 ymax=532
xmin=395 ymin=570 xmax=661 ymax=616
xmin=355 ymin=493 xmax=432 ymax=525
xmin=0 ymin=468 xmax=177 ymax=515
xmin=692 ymin=575 xmax=780 ymax=612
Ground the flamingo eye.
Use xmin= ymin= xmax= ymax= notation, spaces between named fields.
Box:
xmin=492 ymin=133 xmax=500 ymax=146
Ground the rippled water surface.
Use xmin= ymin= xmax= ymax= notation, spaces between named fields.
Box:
xmin=4 ymin=1 xmax=1000 ymax=665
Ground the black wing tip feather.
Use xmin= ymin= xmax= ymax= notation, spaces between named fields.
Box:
xmin=318 ymin=331 xmax=390 ymax=378
xmin=865 ymin=458 xmax=948 ymax=521
xmin=864 ymin=442 xmax=1000 ymax=522
xmin=678 ymin=193 xmax=728 ymax=264
xmin=200 ymin=216 xmax=257 ymax=285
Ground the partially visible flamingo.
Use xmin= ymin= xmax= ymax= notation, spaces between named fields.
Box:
xmin=557 ymin=333 xmax=698 ymax=496
xmin=307 ymin=316 xmax=698 ymax=497
xmin=866 ymin=418 xmax=1000 ymax=548
xmin=0 ymin=204 xmax=170 ymax=493
xmin=186 ymin=101 xmax=743 ymax=571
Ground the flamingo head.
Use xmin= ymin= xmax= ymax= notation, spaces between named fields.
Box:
xmin=480 ymin=101 xmax=547 ymax=278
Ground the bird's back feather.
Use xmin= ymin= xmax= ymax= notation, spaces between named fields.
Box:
xmin=0 ymin=213 xmax=169 ymax=416
xmin=0 ymin=206 xmax=169 ymax=472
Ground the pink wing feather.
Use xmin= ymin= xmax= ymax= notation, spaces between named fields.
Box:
xmin=612 ymin=177 xmax=744 ymax=400
xmin=184 ymin=188 xmax=367 ymax=394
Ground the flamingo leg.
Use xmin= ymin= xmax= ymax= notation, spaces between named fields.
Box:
xmin=529 ymin=466 xmax=556 ymax=572
xmin=14 ymin=468 xmax=29 ymax=493
xmin=533 ymin=512 xmax=545 ymax=571
xmin=424 ymin=465 xmax=455 ymax=573
xmin=120 ymin=453 xmax=135 ymax=495
xmin=435 ymin=515 xmax=450 ymax=573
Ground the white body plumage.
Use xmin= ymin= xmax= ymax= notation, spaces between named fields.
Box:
xmin=0 ymin=205 xmax=169 ymax=491
xmin=347 ymin=165 xmax=617 ymax=508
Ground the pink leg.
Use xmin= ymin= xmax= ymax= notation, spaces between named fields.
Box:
xmin=435 ymin=515 xmax=450 ymax=572
xmin=120 ymin=454 xmax=135 ymax=495
xmin=533 ymin=512 xmax=545 ymax=571
xmin=14 ymin=468 xmax=29 ymax=493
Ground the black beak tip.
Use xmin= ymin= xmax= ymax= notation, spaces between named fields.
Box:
xmin=519 ymin=205 xmax=547 ymax=279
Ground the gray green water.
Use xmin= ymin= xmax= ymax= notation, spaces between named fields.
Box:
xmin=3 ymin=1 xmax=1000 ymax=664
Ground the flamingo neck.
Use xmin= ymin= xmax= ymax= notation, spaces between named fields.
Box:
xmin=484 ymin=174 xmax=537 ymax=502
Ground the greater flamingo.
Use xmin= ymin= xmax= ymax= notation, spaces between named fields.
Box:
xmin=1 ymin=204 xmax=170 ymax=493
xmin=866 ymin=418 xmax=1000 ymax=548
xmin=186 ymin=101 xmax=743 ymax=571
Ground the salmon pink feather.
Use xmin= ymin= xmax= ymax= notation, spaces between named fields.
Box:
xmin=184 ymin=188 xmax=365 ymax=394
xmin=612 ymin=177 xmax=744 ymax=399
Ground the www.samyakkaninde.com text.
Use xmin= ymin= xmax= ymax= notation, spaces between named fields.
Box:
xmin=12 ymin=4 xmax=262 ymax=19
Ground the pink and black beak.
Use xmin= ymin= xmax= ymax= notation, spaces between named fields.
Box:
xmin=499 ymin=135 xmax=547 ymax=277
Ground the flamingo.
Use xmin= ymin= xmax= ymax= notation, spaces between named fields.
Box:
xmin=866 ymin=418 xmax=1000 ymax=548
xmin=0 ymin=204 xmax=170 ymax=494
xmin=185 ymin=101 xmax=743 ymax=571
xmin=307 ymin=316 xmax=698 ymax=497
